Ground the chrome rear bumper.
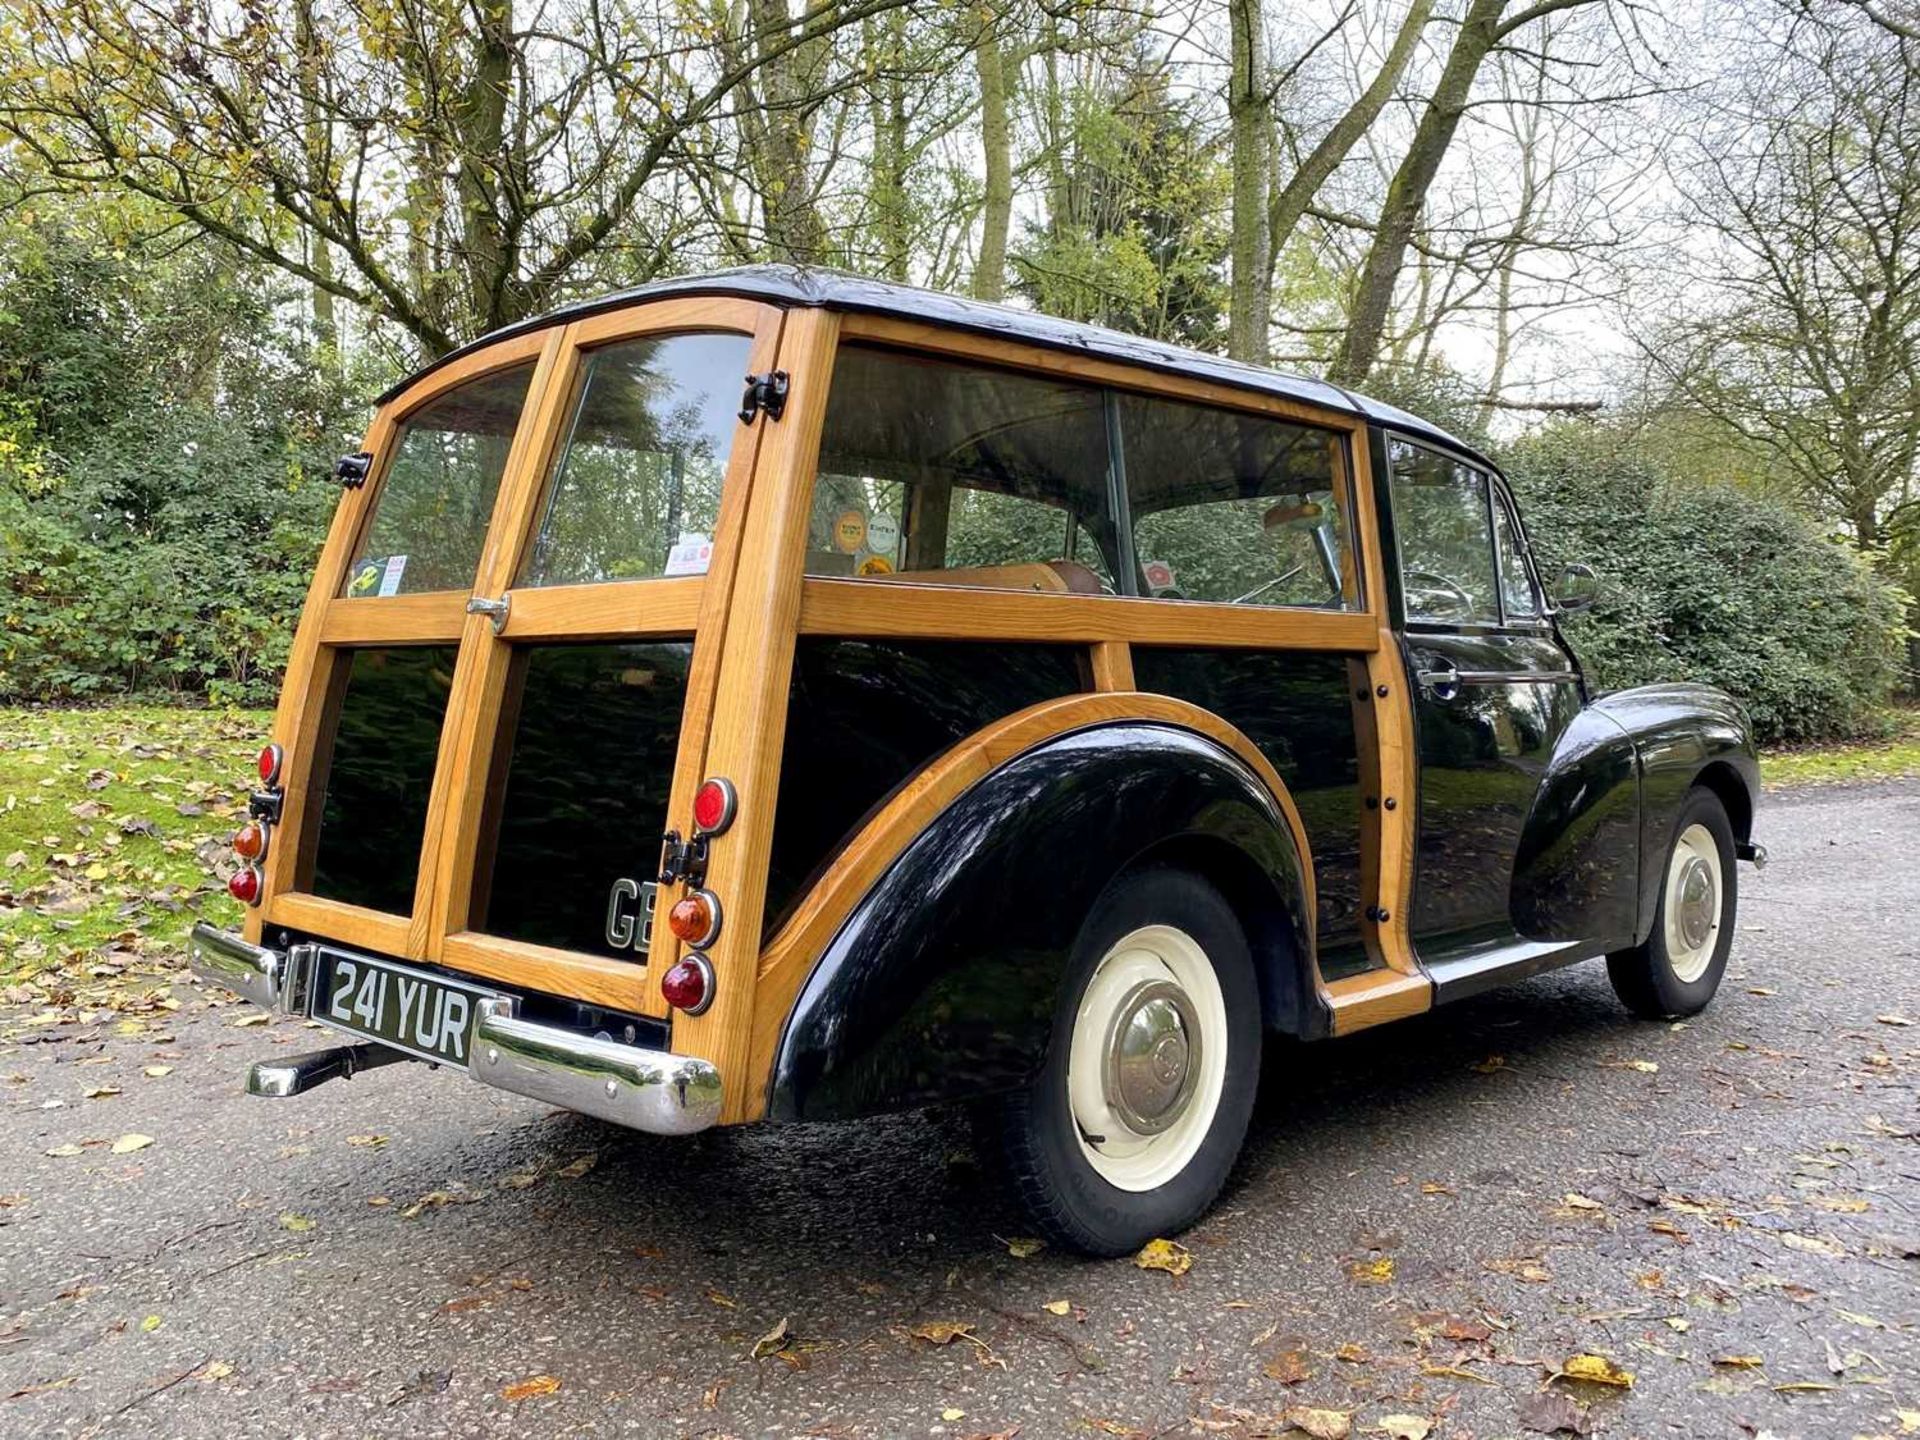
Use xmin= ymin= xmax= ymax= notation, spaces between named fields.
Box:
xmin=187 ymin=922 xmax=721 ymax=1135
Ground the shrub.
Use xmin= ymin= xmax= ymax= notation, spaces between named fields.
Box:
xmin=1503 ymin=424 xmax=1909 ymax=743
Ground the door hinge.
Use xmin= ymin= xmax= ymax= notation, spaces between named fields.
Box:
xmin=738 ymin=370 xmax=789 ymax=425
xmin=658 ymin=829 xmax=710 ymax=887
xmin=335 ymin=451 xmax=374 ymax=489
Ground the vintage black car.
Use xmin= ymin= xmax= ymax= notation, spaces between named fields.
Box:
xmin=192 ymin=268 xmax=1763 ymax=1253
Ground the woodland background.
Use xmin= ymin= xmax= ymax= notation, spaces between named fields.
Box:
xmin=0 ymin=0 xmax=1914 ymax=742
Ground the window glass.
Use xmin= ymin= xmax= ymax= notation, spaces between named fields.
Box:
xmin=1121 ymin=393 xmax=1354 ymax=607
xmin=1490 ymin=485 xmax=1540 ymax=620
xmin=345 ymin=364 xmax=533 ymax=597
xmin=810 ymin=345 xmax=1118 ymax=592
xmin=524 ymin=332 xmax=753 ymax=586
xmin=1388 ymin=441 xmax=1499 ymax=624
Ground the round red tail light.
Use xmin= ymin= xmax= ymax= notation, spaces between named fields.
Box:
xmin=258 ymin=743 xmax=284 ymax=787
xmin=661 ymin=954 xmax=715 ymax=1015
xmin=666 ymin=889 xmax=722 ymax=948
xmin=692 ymin=777 xmax=735 ymax=836
xmin=228 ymin=866 xmax=262 ymax=905
xmin=232 ymin=821 xmax=268 ymax=862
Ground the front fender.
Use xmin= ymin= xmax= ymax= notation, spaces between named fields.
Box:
xmin=765 ymin=723 xmax=1313 ymax=1123
xmin=1593 ymin=683 xmax=1759 ymax=945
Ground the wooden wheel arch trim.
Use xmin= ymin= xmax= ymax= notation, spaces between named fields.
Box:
xmin=743 ymin=690 xmax=1323 ymax=1117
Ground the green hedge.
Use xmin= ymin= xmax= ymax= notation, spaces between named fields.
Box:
xmin=1503 ymin=425 xmax=1909 ymax=744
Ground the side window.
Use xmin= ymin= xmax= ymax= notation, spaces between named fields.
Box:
xmin=1490 ymin=484 xmax=1541 ymax=621
xmin=1121 ymin=392 xmax=1355 ymax=607
xmin=810 ymin=345 xmax=1118 ymax=592
xmin=345 ymin=363 xmax=534 ymax=597
xmin=1387 ymin=440 xmax=1499 ymax=624
xmin=523 ymin=332 xmax=754 ymax=587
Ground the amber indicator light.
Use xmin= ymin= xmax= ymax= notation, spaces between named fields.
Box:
xmin=666 ymin=889 xmax=722 ymax=948
xmin=231 ymin=821 xmax=268 ymax=862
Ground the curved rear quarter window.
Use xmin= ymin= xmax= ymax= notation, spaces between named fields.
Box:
xmin=344 ymin=363 xmax=534 ymax=598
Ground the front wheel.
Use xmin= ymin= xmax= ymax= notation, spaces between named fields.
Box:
xmin=992 ymin=868 xmax=1261 ymax=1256
xmin=1608 ymin=788 xmax=1738 ymax=1018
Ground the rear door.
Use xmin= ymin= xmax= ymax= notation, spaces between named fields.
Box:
xmin=1384 ymin=439 xmax=1583 ymax=955
xmin=254 ymin=299 xmax=787 ymax=1024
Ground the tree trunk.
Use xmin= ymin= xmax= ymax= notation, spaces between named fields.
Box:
xmin=870 ymin=10 xmax=911 ymax=282
xmin=1227 ymin=0 xmax=1271 ymax=364
xmin=1266 ymin=0 xmax=1432 ymax=282
xmin=1331 ymin=0 xmax=1510 ymax=387
xmin=752 ymin=0 xmax=829 ymax=265
xmin=973 ymin=14 xmax=1012 ymax=302
xmin=292 ymin=0 xmax=336 ymax=365
xmin=450 ymin=0 xmax=517 ymax=330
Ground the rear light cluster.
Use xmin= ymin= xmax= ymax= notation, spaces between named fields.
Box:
xmin=660 ymin=777 xmax=735 ymax=1016
xmin=227 ymin=742 xmax=283 ymax=907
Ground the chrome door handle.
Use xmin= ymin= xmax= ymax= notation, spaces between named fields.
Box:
xmin=1416 ymin=657 xmax=1460 ymax=702
xmin=466 ymin=593 xmax=511 ymax=635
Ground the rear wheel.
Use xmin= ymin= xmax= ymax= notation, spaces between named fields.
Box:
xmin=1608 ymin=789 xmax=1737 ymax=1018
xmin=994 ymin=868 xmax=1261 ymax=1256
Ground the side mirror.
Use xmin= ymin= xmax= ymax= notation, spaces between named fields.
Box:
xmin=1553 ymin=562 xmax=1599 ymax=613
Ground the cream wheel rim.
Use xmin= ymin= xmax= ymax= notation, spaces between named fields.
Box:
xmin=1067 ymin=924 xmax=1228 ymax=1192
xmin=1663 ymin=823 xmax=1723 ymax=983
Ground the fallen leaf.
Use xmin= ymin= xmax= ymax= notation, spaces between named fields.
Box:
xmin=1376 ymin=1417 xmax=1432 ymax=1440
xmin=278 ymin=1213 xmax=315 ymax=1233
xmin=1560 ymin=1193 xmax=1605 ymax=1212
xmin=110 ymin=1133 xmax=153 ymax=1154
xmin=346 ymin=1133 xmax=388 ymax=1148
xmin=141 ymin=1314 xmax=162 ymax=1332
xmin=1747 ymin=986 xmax=1776 ymax=996
xmin=44 ymin=1143 xmax=84 ymax=1158
xmin=705 ymin=1288 xmax=737 ymax=1309
xmin=1809 ymin=1194 xmax=1870 ymax=1213
xmin=554 ymin=1154 xmax=596 ymax=1180
xmin=1344 ymin=1255 xmax=1395 ymax=1284
xmin=1555 ymin=1353 xmax=1633 ymax=1388
xmin=231 ymin=1013 xmax=270 ymax=1028
xmin=1781 ymin=1232 xmax=1847 ymax=1256
xmin=750 ymin=1317 xmax=790 ymax=1359
xmin=1282 ymin=1406 xmax=1351 ymax=1440
xmin=1894 ymin=1409 xmax=1920 ymax=1432
xmin=1335 ymin=1343 xmax=1370 ymax=1364
xmin=1005 ymin=1236 xmax=1044 ymax=1258
xmin=1770 ymin=1380 xmax=1838 ymax=1393
xmin=1042 ymin=1300 xmax=1072 ymax=1316
xmin=1421 ymin=1363 xmax=1494 ymax=1384
xmin=83 ymin=1085 xmax=120 ymax=1099
xmin=1833 ymin=1308 xmax=1886 ymax=1329
xmin=910 ymin=1321 xmax=976 ymax=1346
xmin=1135 ymin=1238 xmax=1192 ymax=1277
xmin=940 ymin=1407 xmax=965 ymax=1421
xmin=1712 ymin=1354 xmax=1764 ymax=1369
xmin=1517 ymin=1389 xmax=1592 ymax=1435
xmin=142 ymin=1066 xmax=172 ymax=1078
xmin=197 ymin=1360 xmax=233 ymax=1382
xmin=501 ymin=1374 xmax=560 ymax=1401
xmin=499 ymin=1171 xmax=540 ymax=1190
xmin=1264 ymin=1349 xmax=1312 ymax=1384
xmin=1471 ymin=1055 xmax=1508 ymax=1074
xmin=1874 ymin=1013 xmax=1913 ymax=1027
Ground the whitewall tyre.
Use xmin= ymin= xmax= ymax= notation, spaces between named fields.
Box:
xmin=1608 ymin=789 xmax=1738 ymax=1018
xmin=994 ymin=867 xmax=1261 ymax=1256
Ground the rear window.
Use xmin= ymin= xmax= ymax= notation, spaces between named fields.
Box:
xmin=523 ymin=332 xmax=754 ymax=587
xmin=307 ymin=646 xmax=457 ymax=914
xmin=345 ymin=364 xmax=533 ymax=597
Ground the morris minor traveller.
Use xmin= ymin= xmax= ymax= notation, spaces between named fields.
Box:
xmin=192 ymin=268 xmax=1764 ymax=1254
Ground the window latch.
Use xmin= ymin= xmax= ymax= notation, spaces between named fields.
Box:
xmin=335 ymin=451 xmax=373 ymax=488
xmin=465 ymin=594 xmax=510 ymax=635
xmin=738 ymin=371 xmax=789 ymax=425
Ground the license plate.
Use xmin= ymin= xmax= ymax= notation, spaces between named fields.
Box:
xmin=308 ymin=948 xmax=500 ymax=1066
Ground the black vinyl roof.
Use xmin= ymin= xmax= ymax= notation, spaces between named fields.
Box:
xmin=379 ymin=265 xmax=1490 ymax=469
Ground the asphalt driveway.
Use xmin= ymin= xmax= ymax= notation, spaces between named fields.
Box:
xmin=3 ymin=779 xmax=1916 ymax=1439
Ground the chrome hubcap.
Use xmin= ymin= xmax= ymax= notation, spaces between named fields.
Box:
xmin=1675 ymin=856 xmax=1716 ymax=951
xmin=1105 ymin=981 xmax=1199 ymax=1135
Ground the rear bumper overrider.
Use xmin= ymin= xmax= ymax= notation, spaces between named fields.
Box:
xmin=187 ymin=923 xmax=721 ymax=1135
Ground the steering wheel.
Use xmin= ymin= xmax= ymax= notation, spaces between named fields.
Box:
xmin=1231 ymin=561 xmax=1311 ymax=607
xmin=1403 ymin=567 xmax=1475 ymax=617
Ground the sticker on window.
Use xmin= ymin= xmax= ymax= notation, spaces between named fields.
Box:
xmin=866 ymin=513 xmax=900 ymax=556
xmin=832 ymin=509 xmax=868 ymax=554
xmin=377 ymin=555 xmax=409 ymax=597
xmin=1142 ymin=559 xmax=1177 ymax=593
xmin=663 ymin=536 xmax=714 ymax=577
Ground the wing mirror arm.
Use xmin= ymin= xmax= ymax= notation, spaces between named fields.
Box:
xmin=1552 ymin=561 xmax=1599 ymax=614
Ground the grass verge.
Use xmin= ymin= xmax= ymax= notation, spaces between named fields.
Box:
xmin=1761 ymin=705 xmax=1920 ymax=790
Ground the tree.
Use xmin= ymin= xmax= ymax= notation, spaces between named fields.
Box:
xmin=0 ymin=0 xmax=918 ymax=354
